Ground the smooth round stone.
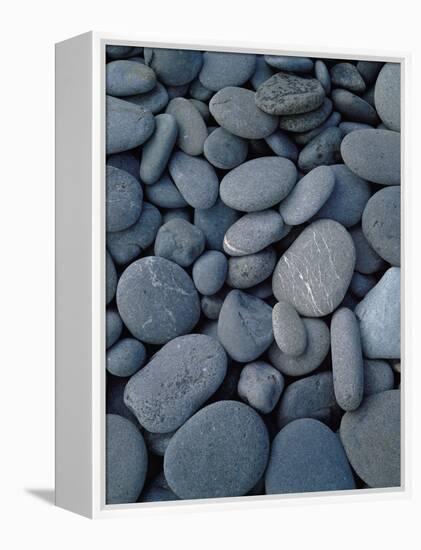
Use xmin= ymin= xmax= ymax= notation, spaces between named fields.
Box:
xmin=374 ymin=63 xmax=400 ymax=131
xmin=189 ymin=78 xmax=213 ymax=101
xmin=341 ymin=129 xmax=400 ymax=186
xmin=223 ymin=210 xmax=284 ymax=256
xmin=279 ymin=165 xmax=335 ymax=225
xmin=107 ymin=337 xmax=146 ymax=377
xmin=141 ymin=473 xmax=179 ymax=502
xmin=155 ymin=218 xmax=205 ymax=267
xmin=169 ymin=151 xmax=219 ymax=209
xmin=330 ymin=62 xmax=366 ymax=93
xmin=106 ymin=165 xmax=143 ymax=232
xmin=204 ymin=127 xmax=248 ymax=170
xmin=314 ymin=164 xmax=371 ymax=227
xmin=350 ymin=272 xmax=377 ymax=298
xmin=298 ymin=127 xmax=343 ymax=173
xmin=272 ymin=300 xmax=307 ymax=357
xmin=209 ymin=86 xmax=278 ymax=139
xmin=238 ymin=361 xmax=285 ymax=414
xmin=315 ymin=60 xmax=331 ymax=94
xmin=357 ymin=61 xmax=383 ymax=85
xmin=294 ymin=111 xmax=342 ymax=146
xmin=144 ymin=431 xmax=175 ymax=456
xmin=106 ymin=202 xmax=162 ymax=265
xmin=106 ymin=414 xmax=148 ymax=504
xmin=264 ymin=130 xmax=298 ymax=161
xmin=227 ymin=247 xmax=277 ymax=289
xmin=362 ymin=186 xmax=400 ymax=265
xmin=116 ymin=256 xmax=200 ymax=344
xmin=106 ymin=96 xmax=155 ymax=154
xmin=355 ymin=267 xmax=400 ymax=359
xmin=269 ymin=318 xmax=330 ymax=376
xmin=194 ymin=198 xmax=239 ymax=251
xmin=164 ymin=401 xmax=269 ymax=499
xmin=264 ymin=55 xmax=313 ymax=73
xmin=106 ymin=251 xmax=117 ymax=305
xmin=106 ymin=60 xmax=156 ymax=97
xmin=166 ymin=98 xmax=208 ymax=156
xmin=340 ymin=390 xmax=400 ymax=487
xmin=144 ymin=48 xmax=202 ymax=86
xmin=339 ymin=121 xmax=373 ymax=135
xmin=201 ymin=294 xmax=224 ymax=320
xmin=124 ymin=334 xmax=227 ymax=432
xmin=192 ymin=251 xmax=227 ymax=295
xmin=331 ymin=308 xmax=364 ymax=411
xmin=144 ymin=173 xmax=187 ymax=208
xmin=250 ymin=56 xmax=273 ymax=90
xmin=106 ymin=308 xmax=123 ymax=348
xmin=125 ymin=82 xmax=169 ymax=114
xmin=107 ymin=152 xmax=140 ymax=181
xmin=331 ymin=89 xmax=379 ymax=125
xmin=199 ymin=52 xmax=256 ymax=91
xmin=265 ymin=419 xmax=355 ymax=494
xmin=139 ymin=114 xmax=178 ymax=184
xmin=364 ymin=360 xmax=395 ymax=396
xmin=220 ymin=157 xmax=297 ymax=212
xmin=276 ymin=372 xmax=340 ymax=429
xmin=218 ymin=290 xmax=273 ymax=362
xmin=350 ymin=225 xmax=385 ymax=274
xmin=279 ymin=98 xmax=332 ymax=133
xmin=256 ymin=72 xmax=325 ymax=116
xmin=273 ymin=219 xmax=356 ymax=317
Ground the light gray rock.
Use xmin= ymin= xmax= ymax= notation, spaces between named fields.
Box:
xmin=238 ymin=361 xmax=285 ymax=414
xmin=374 ymin=63 xmax=401 ymax=131
xmin=272 ymin=300 xmax=307 ymax=357
xmin=315 ymin=60 xmax=331 ymax=94
xmin=106 ymin=337 xmax=146 ymax=377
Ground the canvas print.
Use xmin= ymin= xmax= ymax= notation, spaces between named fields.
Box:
xmin=104 ymin=45 xmax=401 ymax=505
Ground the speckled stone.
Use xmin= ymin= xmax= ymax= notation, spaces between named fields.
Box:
xmin=154 ymin=218 xmax=205 ymax=267
xmin=125 ymin=82 xmax=169 ymax=114
xmin=272 ymin=300 xmax=307 ymax=357
xmin=144 ymin=173 xmax=187 ymax=208
xmin=264 ymin=130 xmax=298 ymax=161
xmin=106 ymin=308 xmax=123 ymax=349
xmin=204 ymin=127 xmax=248 ymax=170
xmin=294 ymin=111 xmax=342 ymax=146
xmin=330 ymin=62 xmax=366 ymax=93
xmin=106 ymin=60 xmax=156 ymax=96
xmin=106 ymin=251 xmax=117 ymax=305
xmin=315 ymin=60 xmax=331 ymax=94
xmin=139 ymin=114 xmax=178 ymax=184
xmin=238 ymin=361 xmax=285 ymax=414
xmin=331 ymin=89 xmax=379 ymax=125
xmin=192 ymin=251 xmax=227 ymax=296
xmin=116 ymin=256 xmax=200 ymax=344
xmin=350 ymin=225 xmax=385 ymax=274
xmin=164 ymin=401 xmax=270 ymax=499
xmin=264 ymin=55 xmax=314 ymax=73
xmin=374 ymin=63 xmax=401 ymax=131
xmin=199 ymin=52 xmax=256 ymax=91
xmin=227 ymin=247 xmax=277 ymax=289
xmin=106 ymin=165 xmax=143 ymax=232
xmin=107 ymin=337 xmax=146 ymax=377
xmin=279 ymin=98 xmax=333 ymax=133
xmin=144 ymin=48 xmax=202 ymax=86
xmin=364 ymin=360 xmax=395 ymax=396
xmin=297 ymin=127 xmax=343 ymax=173
xmin=166 ymin=98 xmax=208 ymax=156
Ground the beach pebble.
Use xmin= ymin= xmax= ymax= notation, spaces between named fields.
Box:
xmin=238 ymin=361 xmax=285 ymax=414
xmin=106 ymin=60 xmax=156 ymax=96
xmin=154 ymin=218 xmax=205 ymax=267
xmin=264 ymin=130 xmax=298 ymax=161
xmin=374 ymin=63 xmax=401 ymax=131
xmin=164 ymin=401 xmax=269 ymax=499
xmin=194 ymin=198 xmax=240 ymax=251
xmin=116 ymin=256 xmax=200 ymax=344
xmin=189 ymin=78 xmax=213 ymax=101
xmin=298 ymin=127 xmax=343 ymax=172
xmin=139 ymin=114 xmax=178 ymax=184
xmin=350 ymin=225 xmax=385 ymax=274
xmin=264 ymin=55 xmax=313 ymax=73
xmin=331 ymin=89 xmax=379 ymax=125
xmin=204 ymin=127 xmax=248 ymax=170
xmin=125 ymin=81 xmax=169 ymax=114
xmin=166 ymin=98 xmax=208 ymax=156
xmin=106 ymin=165 xmax=143 ymax=232
xmin=279 ymin=98 xmax=333 ymax=133
xmin=250 ymin=56 xmax=273 ymax=89
xmin=350 ymin=272 xmax=377 ymax=298
xmin=201 ymin=293 xmax=224 ymax=320
xmin=294 ymin=111 xmax=342 ymax=146
xmin=107 ymin=151 xmax=140 ymax=181
xmin=330 ymin=62 xmax=366 ymax=94
xmin=199 ymin=52 xmax=256 ymax=91
xmin=364 ymin=360 xmax=395 ymax=396
xmin=192 ymin=251 xmax=227 ymax=295
xmin=272 ymin=301 xmax=307 ymax=357
xmin=218 ymin=290 xmax=273 ymax=362
xmin=106 ymin=308 xmax=123 ymax=348
xmin=227 ymin=247 xmax=277 ymax=289
xmin=144 ymin=173 xmax=187 ymax=208
xmin=315 ymin=60 xmax=331 ymax=94
xmin=107 ymin=337 xmax=146 ymax=377
xmin=106 ymin=251 xmax=117 ymax=305
xmin=144 ymin=48 xmax=202 ymax=86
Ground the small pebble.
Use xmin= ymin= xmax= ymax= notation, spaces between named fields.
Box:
xmin=315 ymin=60 xmax=331 ymax=94
xmin=264 ymin=130 xmax=298 ymax=161
xmin=144 ymin=173 xmax=187 ymax=208
xmin=264 ymin=55 xmax=314 ymax=73
xmin=374 ymin=63 xmax=401 ymax=131
xmin=139 ymin=113 xmax=178 ymax=184
xmin=107 ymin=337 xmax=146 ymax=377
xmin=192 ymin=250 xmax=227 ymax=295
xmin=227 ymin=247 xmax=277 ymax=289
xmin=350 ymin=271 xmax=377 ymax=298
xmin=144 ymin=48 xmax=202 ymax=86
xmin=154 ymin=218 xmax=205 ymax=267
xmin=199 ymin=52 xmax=256 ymax=91
xmin=201 ymin=293 xmax=224 ymax=320
xmin=272 ymin=300 xmax=307 ymax=357
xmin=238 ymin=361 xmax=285 ymax=414
xmin=364 ymin=360 xmax=395 ymax=396
xmin=189 ymin=78 xmax=213 ymax=101
xmin=250 ymin=56 xmax=273 ymax=89
xmin=330 ymin=62 xmax=366 ymax=93
xmin=144 ymin=431 xmax=176 ymax=456
xmin=294 ymin=111 xmax=342 ymax=146
xmin=165 ymin=98 xmax=208 ymax=156
xmin=107 ymin=151 xmax=140 ymax=181
xmin=106 ymin=165 xmax=143 ymax=232
xmin=194 ymin=198 xmax=240 ymax=251
xmin=279 ymin=98 xmax=333 ymax=133
xmin=350 ymin=225 xmax=385 ymax=274
xmin=106 ymin=308 xmax=123 ymax=348
xmin=204 ymin=127 xmax=248 ymax=170
xmin=106 ymin=60 xmax=156 ymax=96
xmin=297 ymin=127 xmax=343 ymax=172
xmin=125 ymin=82 xmax=169 ymax=114
xmin=331 ymin=89 xmax=379 ymax=125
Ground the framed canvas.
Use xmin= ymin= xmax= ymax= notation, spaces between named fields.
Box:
xmin=55 ymin=32 xmax=408 ymax=519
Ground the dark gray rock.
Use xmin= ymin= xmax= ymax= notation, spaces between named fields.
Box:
xmin=201 ymin=294 xmax=224 ymax=320
xmin=350 ymin=225 xmax=385 ymax=274
xmin=194 ymin=198 xmax=240 ymax=251
xmin=204 ymin=127 xmax=248 ymax=170
xmin=144 ymin=48 xmax=202 ymax=86
xmin=106 ymin=251 xmax=117 ymax=305
xmin=167 ymin=83 xmax=190 ymax=99
xmin=331 ymin=89 xmax=379 ymax=125
xmin=340 ymin=390 xmax=400 ymax=487
xmin=139 ymin=114 xmax=178 ymax=184
xmin=374 ymin=63 xmax=401 ymax=131
xmin=162 ymin=206 xmax=192 ymax=223
xmin=294 ymin=111 xmax=342 ymax=146
xmin=107 ymin=45 xmax=137 ymax=59
xmin=218 ymin=290 xmax=273 ymax=362
xmin=144 ymin=431 xmax=175 ymax=456
xmin=272 ymin=300 xmax=307 ymax=357
xmin=106 ymin=337 xmax=146 ymax=377
xmin=298 ymin=127 xmax=343 ymax=172
xmin=279 ymin=98 xmax=332 ymax=133
xmin=106 ymin=375 xmax=137 ymax=423
xmin=106 ymin=414 xmax=148 ymax=504
xmin=264 ymin=55 xmax=314 ymax=73
xmin=106 ymin=165 xmax=143 ymax=232
xmin=238 ymin=361 xmax=285 ymax=414
xmin=141 ymin=473 xmax=179 ymax=502
xmin=350 ymin=272 xmax=377 ymax=298
xmin=125 ymin=82 xmax=169 ymax=114
xmin=144 ymin=173 xmax=187 ymax=208
xmin=106 ymin=308 xmax=123 ymax=348
xmin=199 ymin=52 xmax=256 ymax=91
xmin=357 ymin=61 xmax=383 ymax=86
xmin=209 ymin=86 xmax=278 ymax=139
xmin=315 ymin=60 xmax=331 ymax=94
xmin=227 ymin=247 xmax=277 ymax=289
xmin=164 ymin=401 xmax=269 ymax=499
xmin=154 ymin=218 xmax=205 ymax=267
xmin=166 ymin=98 xmax=208 ymax=156
xmin=106 ymin=60 xmax=156 ymax=96
xmin=330 ymin=62 xmax=366 ymax=93
xmin=250 ymin=56 xmax=273 ymax=89
xmin=264 ymin=130 xmax=298 ymax=161
xmin=107 ymin=152 xmax=140 ymax=181
xmin=272 ymin=219 xmax=356 ymax=317
xmin=192 ymin=251 xmax=227 ymax=295
xmin=364 ymin=360 xmax=395 ymax=396
xmin=265 ymin=419 xmax=355 ymax=494
xmin=220 ymin=157 xmax=297 ymax=212
xmin=116 ymin=256 xmax=200 ymax=344
xmin=189 ymin=78 xmax=213 ymax=101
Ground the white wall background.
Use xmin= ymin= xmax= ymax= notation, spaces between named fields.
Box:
xmin=1 ymin=1 xmax=419 ymax=547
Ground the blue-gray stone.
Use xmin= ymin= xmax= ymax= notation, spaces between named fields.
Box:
xmin=107 ymin=45 xmax=137 ymax=59
xmin=264 ymin=55 xmax=313 ymax=73
xmin=350 ymin=272 xmax=377 ymax=298
xmin=188 ymin=98 xmax=210 ymax=121
xmin=164 ymin=401 xmax=269 ymax=499
xmin=374 ymin=63 xmax=400 ymax=131
xmin=238 ymin=361 xmax=285 ymax=414
xmin=106 ymin=376 xmax=137 ymax=423
xmin=107 ymin=152 xmax=140 ymax=181
xmin=357 ymin=61 xmax=383 ymax=85
xmin=298 ymin=127 xmax=343 ymax=173
xmin=144 ymin=48 xmax=202 ymax=86
xmin=293 ymin=111 xmax=341 ymax=146
xmin=106 ymin=337 xmax=146 ymax=377
xmin=106 ymin=251 xmax=117 ymax=305
xmin=204 ymin=127 xmax=248 ymax=170
xmin=141 ymin=473 xmax=179 ymax=502
xmin=279 ymin=98 xmax=332 ymax=133
xmin=350 ymin=225 xmax=385 ymax=274
xmin=227 ymin=247 xmax=277 ymax=289
xmin=139 ymin=113 xmax=178 ymax=184
xmin=330 ymin=62 xmax=366 ymax=93
xmin=144 ymin=173 xmax=187 ymax=208
xmin=144 ymin=431 xmax=175 ymax=456
xmin=124 ymin=82 xmax=169 ymax=114
xmin=106 ymin=165 xmax=143 ymax=232
xmin=106 ymin=60 xmax=156 ymax=96
xmin=272 ymin=300 xmax=307 ymax=357
xmin=339 ymin=121 xmax=373 ymax=135
xmin=331 ymin=89 xmax=379 ymax=125
xmin=166 ymin=98 xmax=208 ymax=156
xmin=106 ymin=308 xmax=123 ymax=348
xmin=315 ymin=59 xmax=331 ymax=94
xmin=194 ymin=198 xmax=240 ymax=251
xmin=189 ymin=78 xmax=213 ymax=101
xmin=264 ymin=130 xmax=298 ymax=161
xmin=364 ymin=360 xmax=395 ymax=396
xmin=199 ymin=52 xmax=256 ymax=91
xmin=250 ymin=56 xmax=273 ymax=90
xmin=154 ymin=218 xmax=205 ymax=267
xmin=201 ymin=294 xmax=224 ymax=320
xmin=192 ymin=251 xmax=227 ymax=295
xmin=166 ymin=83 xmax=190 ymax=99
xmin=161 ymin=207 xmax=191 ymax=224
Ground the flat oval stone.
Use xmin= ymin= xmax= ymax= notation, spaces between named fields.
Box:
xmin=154 ymin=218 xmax=205 ymax=268
xmin=315 ymin=59 xmax=331 ymax=94
xmin=374 ymin=63 xmax=400 ymax=131
xmin=204 ymin=127 xmax=248 ymax=170
xmin=279 ymin=165 xmax=335 ymax=225
xmin=106 ymin=251 xmax=117 ymax=305
xmin=227 ymin=247 xmax=277 ymax=289
xmin=192 ymin=250 xmax=227 ymax=295
xmin=265 ymin=419 xmax=355 ymax=494
xmin=116 ymin=256 xmax=200 ymax=344
xmin=144 ymin=173 xmax=187 ymax=208
xmin=223 ymin=210 xmax=284 ymax=256
xmin=331 ymin=89 xmax=379 ymax=125
xmin=264 ymin=55 xmax=313 ymax=73
xmin=107 ymin=151 xmax=140 ymax=181
xmin=139 ymin=114 xmax=178 ymax=184
xmin=107 ymin=202 xmax=162 ymax=265
xmin=125 ymin=82 xmax=169 ymax=114
xmin=124 ymin=334 xmax=227 ymax=433
xmin=272 ymin=219 xmax=356 ymax=317
xmin=298 ymin=127 xmax=343 ymax=172
xmin=256 ymin=72 xmax=325 ymax=116
xmin=106 ymin=337 xmax=146 ymax=377
xmin=355 ymin=267 xmax=400 ymax=359
xmin=238 ymin=361 xmax=285 ymax=414
xmin=194 ymin=198 xmax=240 ymax=251
xmin=106 ymin=60 xmax=156 ymax=96
xmin=294 ymin=111 xmax=342 ymax=146
xmin=166 ymin=97 xmax=208 ymax=156
xmin=209 ymin=86 xmax=278 ymax=139
xmin=220 ymin=157 xmax=297 ymax=212
xmin=169 ymin=151 xmax=219 ymax=209
xmin=268 ymin=318 xmax=330 ymax=376
xmin=106 ymin=414 xmax=148 ymax=504
xmin=272 ymin=300 xmax=307 ymax=357
xmin=264 ymin=130 xmax=298 ymax=161
xmin=362 ymin=186 xmax=400 ymax=265
xmin=340 ymin=390 xmax=400 ymax=487
xmin=364 ymin=360 xmax=395 ymax=396
xmin=341 ymin=129 xmax=400 ymax=186
xmin=144 ymin=48 xmax=202 ymax=86
xmin=331 ymin=308 xmax=364 ymax=411
xmin=199 ymin=52 xmax=256 ymax=91
xmin=106 ymin=165 xmax=143 ymax=232
xmin=218 ymin=290 xmax=273 ymax=362
xmin=106 ymin=96 xmax=155 ymax=154
xmin=350 ymin=225 xmax=385 ymax=274
xmin=164 ymin=401 xmax=269 ymax=499
xmin=279 ymin=98 xmax=332 ymax=133
xmin=330 ymin=62 xmax=366 ymax=93
xmin=106 ymin=308 xmax=123 ymax=348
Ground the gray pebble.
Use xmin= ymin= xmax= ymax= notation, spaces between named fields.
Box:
xmin=294 ymin=111 xmax=342 ymax=146
xmin=106 ymin=251 xmax=117 ymax=305
xmin=238 ymin=361 xmax=285 ymax=414
xmin=139 ymin=114 xmax=178 ymax=184
xmin=124 ymin=82 xmax=169 ymax=114
xmin=188 ymin=98 xmax=210 ymax=121
xmin=106 ymin=165 xmax=143 ymax=232
xmin=204 ymin=127 xmax=248 ymax=170
xmin=166 ymin=97 xmax=208 ymax=156
xmin=315 ymin=60 xmax=331 ymax=94
xmin=350 ymin=271 xmax=377 ymax=298
xmin=227 ymin=247 xmax=277 ymax=289
xmin=194 ymin=198 xmax=240 ymax=251
xmin=264 ymin=130 xmax=298 ymax=161
xmin=339 ymin=121 xmax=373 ymax=135
xmin=144 ymin=173 xmax=187 ymax=208
xmin=107 ymin=337 xmax=146 ymax=377
xmin=298 ymin=127 xmax=343 ymax=172
xmin=374 ymin=63 xmax=401 ymax=131
xmin=357 ymin=61 xmax=383 ymax=86
xmin=106 ymin=60 xmax=156 ymax=96
xmin=144 ymin=48 xmax=202 ymax=86
xmin=279 ymin=98 xmax=333 ymax=133
xmin=350 ymin=225 xmax=385 ymax=274
xmin=264 ymin=55 xmax=313 ymax=73
xmin=250 ymin=56 xmax=273 ymax=89
xmin=106 ymin=308 xmax=123 ymax=348
xmin=166 ymin=83 xmax=190 ymax=99
xmin=199 ymin=52 xmax=256 ymax=91
xmin=144 ymin=431 xmax=176 ymax=456
xmin=154 ymin=218 xmax=205 ymax=267
xmin=272 ymin=300 xmax=307 ymax=357
xmin=107 ymin=45 xmax=138 ymax=59
xmin=331 ymin=89 xmax=379 ymax=125
xmin=189 ymin=78 xmax=213 ymax=101
xmin=364 ymin=360 xmax=395 ymax=396
xmin=106 ymin=376 xmax=137 ymax=423
xmin=192 ymin=251 xmax=227 ymax=295
xmin=141 ymin=473 xmax=179 ymax=502
xmin=162 ymin=207 xmax=192 ymax=225
xmin=330 ymin=62 xmax=366 ymax=93
xmin=201 ymin=293 xmax=224 ymax=320
xmin=107 ymin=151 xmax=140 ymax=181
xmin=245 ymin=278 xmax=275 ymax=300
